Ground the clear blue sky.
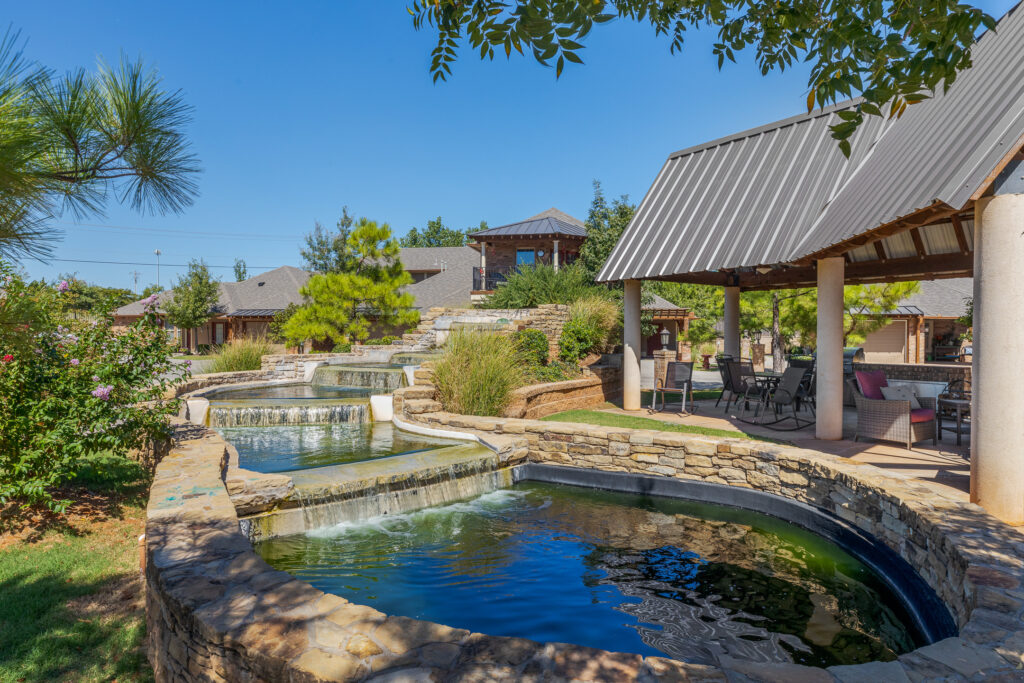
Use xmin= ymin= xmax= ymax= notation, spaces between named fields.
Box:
xmin=11 ymin=0 xmax=1017 ymax=290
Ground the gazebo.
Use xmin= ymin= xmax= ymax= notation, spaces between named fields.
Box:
xmin=598 ymin=4 xmax=1024 ymax=524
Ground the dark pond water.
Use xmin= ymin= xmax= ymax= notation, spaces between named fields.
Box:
xmin=217 ymin=422 xmax=463 ymax=474
xmin=255 ymin=483 xmax=920 ymax=668
xmin=207 ymin=383 xmax=373 ymax=400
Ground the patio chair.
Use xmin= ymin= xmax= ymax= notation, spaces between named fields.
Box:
xmin=847 ymin=378 xmax=937 ymax=449
xmin=727 ymin=360 xmax=765 ymax=415
xmin=740 ymin=366 xmax=812 ymax=430
xmin=714 ymin=354 xmax=736 ymax=409
xmin=796 ymin=363 xmax=816 ymax=415
xmin=650 ymin=361 xmax=695 ymax=415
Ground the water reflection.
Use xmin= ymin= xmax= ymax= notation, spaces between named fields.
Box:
xmin=256 ymin=483 xmax=919 ymax=667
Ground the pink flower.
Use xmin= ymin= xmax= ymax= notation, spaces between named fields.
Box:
xmin=142 ymin=293 xmax=160 ymax=311
xmin=57 ymin=280 xmax=70 ymax=293
xmin=70 ymin=358 xmax=80 ymax=366
xmin=91 ymin=375 xmax=100 ymax=382
xmin=2 ymin=354 xmax=12 ymax=363
xmin=91 ymin=384 xmax=113 ymax=401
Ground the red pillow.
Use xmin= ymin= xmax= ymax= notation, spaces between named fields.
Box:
xmin=855 ymin=370 xmax=888 ymax=400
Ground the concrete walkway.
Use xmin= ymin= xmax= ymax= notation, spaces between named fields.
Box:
xmin=603 ymin=398 xmax=971 ymax=499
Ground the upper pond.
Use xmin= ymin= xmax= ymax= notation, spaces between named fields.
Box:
xmin=255 ymin=482 xmax=921 ymax=668
xmin=218 ymin=422 xmax=466 ymax=474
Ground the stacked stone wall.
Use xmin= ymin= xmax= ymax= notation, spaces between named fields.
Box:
xmin=503 ymin=366 xmax=621 ymax=419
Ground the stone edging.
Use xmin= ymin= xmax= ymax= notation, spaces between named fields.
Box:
xmin=503 ymin=366 xmax=622 ymax=419
xmin=145 ymin=391 xmax=1024 ymax=681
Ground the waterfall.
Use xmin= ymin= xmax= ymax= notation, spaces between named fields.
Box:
xmin=208 ymin=401 xmax=369 ymax=427
xmin=241 ymin=445 xmax=511 ymax=541
xmin=390 ymin=352 xmax=440 ymax=365
xmin=311 ymin=365 xmax=407 ymax=391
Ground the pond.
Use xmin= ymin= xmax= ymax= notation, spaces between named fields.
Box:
xmin=255 ymin=482 xmax=920 ymax=668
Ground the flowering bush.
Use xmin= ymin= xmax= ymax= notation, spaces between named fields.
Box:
xmin=0 ymin=262 xmax=188 ymax=511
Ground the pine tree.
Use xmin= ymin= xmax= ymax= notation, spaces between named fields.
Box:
xmin=284 ymin=219 xmax=419 ymax=345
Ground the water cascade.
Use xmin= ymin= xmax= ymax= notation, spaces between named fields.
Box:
xmin=311 ymin=364 xmax=407 ymax=392
xmin=241 ymin=444 xmax=506 ymax=540
xmin=208 ymin=401 xmax=369 ymax=427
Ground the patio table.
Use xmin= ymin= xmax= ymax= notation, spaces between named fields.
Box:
xmin=937 ymin=397 xmax=971 ymax=447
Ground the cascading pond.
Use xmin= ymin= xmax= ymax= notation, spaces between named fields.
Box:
xmin=207 ymin=400 xmax=368 ymax=427
xmin=311 ymin=364 xmax=407 ymax=392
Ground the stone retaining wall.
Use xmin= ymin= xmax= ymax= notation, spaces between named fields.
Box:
xmin=503 ymin=366 xmax=622 ymax=419
xmin=171 ymin=370 xmax=268 ymax=397
xmin=260 ymin=346 xmax=403 ymax=381
xmin=145 ymin=390 xmax=1024 ymax=681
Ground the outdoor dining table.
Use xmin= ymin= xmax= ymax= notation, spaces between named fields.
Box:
xmin=937 ymin=396 xmax=971 ymax=447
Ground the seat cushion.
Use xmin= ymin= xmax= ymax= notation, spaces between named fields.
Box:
xmin=855 ymin=370 xmax=888 ymax=400
xmin=910 ymin=408 xmax=935 ymax=423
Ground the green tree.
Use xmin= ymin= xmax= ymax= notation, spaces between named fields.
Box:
xmin=409 ymin=1 xmax=993 ymax=154
xmin=233 ymin=258 xmax=248 ymax=281
xmin=141 ymin=283 xmax=164 ymax=298
xmin=55 ymin=275 xmax=134 ymax=319
xmin=300 ymin=207 xmax=356 ymax=273
xmin=284 ymin=219 xmax=419 ymax=346
xmin=0 ymin=34 xmax=199 ymax=260
xmin=163 ymin=260 xmax=220 ymax=347
xmin=781 ymin=282 xmax=921 ymax=348
xmin=268 ymin=302 xmax=299 ymax=344
xmin=400 ymin=216 xmax=473 ymax=247
xmin=577 ymin=181 xmax=635 ymax=279
xmin=649 ymin=282 xmax=723 ymax=345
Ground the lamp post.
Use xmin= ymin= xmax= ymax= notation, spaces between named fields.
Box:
xmin=154 ymin=249 xmax=162 ymax=287
xmin=660 ymin=327 xmax=670 ymax=349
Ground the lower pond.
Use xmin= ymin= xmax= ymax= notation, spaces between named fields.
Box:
xmin=255 ymin=482 xmax=920 ymax=668
xmin=218 ymin=422 xmax=465 ymax=474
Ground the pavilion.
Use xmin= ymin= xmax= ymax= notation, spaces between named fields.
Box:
xmin=599 ymin=4 xmax=1024 ymax=524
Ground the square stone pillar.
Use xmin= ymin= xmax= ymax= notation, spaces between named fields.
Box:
xmin=653 ymin=349 xmax=674 ymax=388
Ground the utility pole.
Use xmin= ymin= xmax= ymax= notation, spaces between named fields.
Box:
xmin=154 ymin=249 xmax=162 ymax=287
xmin=131 ymin=270 xmax=141 ymax=295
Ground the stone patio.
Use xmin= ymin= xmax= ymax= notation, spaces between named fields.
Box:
xmin=607 ymin=398 xmax=971 ymax=498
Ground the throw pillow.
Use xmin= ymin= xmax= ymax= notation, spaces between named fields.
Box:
xmin=881 ymin=384 xmax=922 ymax=409
xmin=855 ymin=369 xmax=888 ymax=400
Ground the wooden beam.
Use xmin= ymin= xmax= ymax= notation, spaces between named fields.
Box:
xmin=951 ymin=214 xmax=971 ymax=254
xmin=794 ymin=202 xmax=959 ymax=265
xmin=873 ymin=241 xmax=888 ymax=261
xmin=909 ymin=228 xmax=927 ymax=258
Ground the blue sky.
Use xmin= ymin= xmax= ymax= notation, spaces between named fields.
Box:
xmin=11 ymin=0 xmax=1017 ymax=290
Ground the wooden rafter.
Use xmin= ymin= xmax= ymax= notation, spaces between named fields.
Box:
xmin=951 ymin=214 xmax=971 ymax=254
xmin=909 ymin=228 xmax=927 ymax=258
xmin=873 ymin=241 xmax=888 ymax=261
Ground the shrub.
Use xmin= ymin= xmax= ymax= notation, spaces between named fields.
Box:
xmin=331 ymin=341 xmax=352 ymax=353
xmin=480 ymin=264 xmax=613 ymax=308
xmin=558 ymin=296 xmax=621 ymax=363
xmin=432 ymin=329 xmax=527 ymax=416
xmin=364 ymin=335 xmax=398 ymax=346
xmin=0 ymin=264 xmax=186 ymax=512
xmin=512 ymin=329 xmax=548 ymax=366
xmin=207 ymin=335 xmax=274 ymax=373
xmin=529 ymin=360 xmax=579 ymax=384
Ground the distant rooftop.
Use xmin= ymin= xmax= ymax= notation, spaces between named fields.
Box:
xmin=470 ymin=208 xmax=587 ymax=239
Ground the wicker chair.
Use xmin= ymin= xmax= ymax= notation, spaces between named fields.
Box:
xmin=847 ymin=379 xmax=937 ymax=449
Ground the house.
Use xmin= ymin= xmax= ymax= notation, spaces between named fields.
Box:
xmin=468 ymin=208 xmax=587 ymax=296
xmin=859 ymin=278 xmax=972 ymax=364
xmin=113 ymin=265 xmax=311 ymax=350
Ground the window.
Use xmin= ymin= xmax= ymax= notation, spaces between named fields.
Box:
xmin=516 ymin=249 xmax=535 ymax=266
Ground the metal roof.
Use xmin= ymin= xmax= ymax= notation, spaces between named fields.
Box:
xmin=471 ymin=208 xmax=587 ymax=239
xmin=226 ymin=309 xmax=282 ymax=317
xmin=598 ymin=3 xmax=1024 ymax=284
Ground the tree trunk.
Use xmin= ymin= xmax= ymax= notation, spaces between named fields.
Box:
xmin=772 ymin=292 xmax=786 ymax=372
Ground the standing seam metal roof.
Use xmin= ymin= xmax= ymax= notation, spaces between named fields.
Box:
xmin=470 ymin=208 xmax=587 ymax=238
xmin=598 ymin=3 xmax=1024 ymax=283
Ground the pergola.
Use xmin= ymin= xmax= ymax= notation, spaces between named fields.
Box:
xmin=599 ymin=4 xmax=1024 ymax=525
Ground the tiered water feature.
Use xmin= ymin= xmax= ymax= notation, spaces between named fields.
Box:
xmin=184 ymin=348 xmax=958 ymax=674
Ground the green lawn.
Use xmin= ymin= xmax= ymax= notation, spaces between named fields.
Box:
xmin=0 ymin=453 xmax=153 ymax=682
xmin=540 ymin=409 xmax=788 ymax=444
xmin=640 ymin=388 xmax=723 ymax=403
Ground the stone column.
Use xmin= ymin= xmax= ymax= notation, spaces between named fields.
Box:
xmin=971 ymin=180 xmax=1024 ymax=525
xmin=623 ymin=279 xmax=642 ymax=411
xmin=723 ymin=286 xmax=741 ymax=358
xmin=816 ymin=257 xmax=845 ymax=440
xmin=653 ymin=349 xmax=673 ymax=390
xmin=553 ymin=240 xmax=560 ymax=273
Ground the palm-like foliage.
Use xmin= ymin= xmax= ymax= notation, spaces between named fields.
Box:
xmin=0 ymin=31 xmax=199 ymax=260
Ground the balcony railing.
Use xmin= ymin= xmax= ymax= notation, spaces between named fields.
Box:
xmin=472 ymin=266 xmax=514 ymax=291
